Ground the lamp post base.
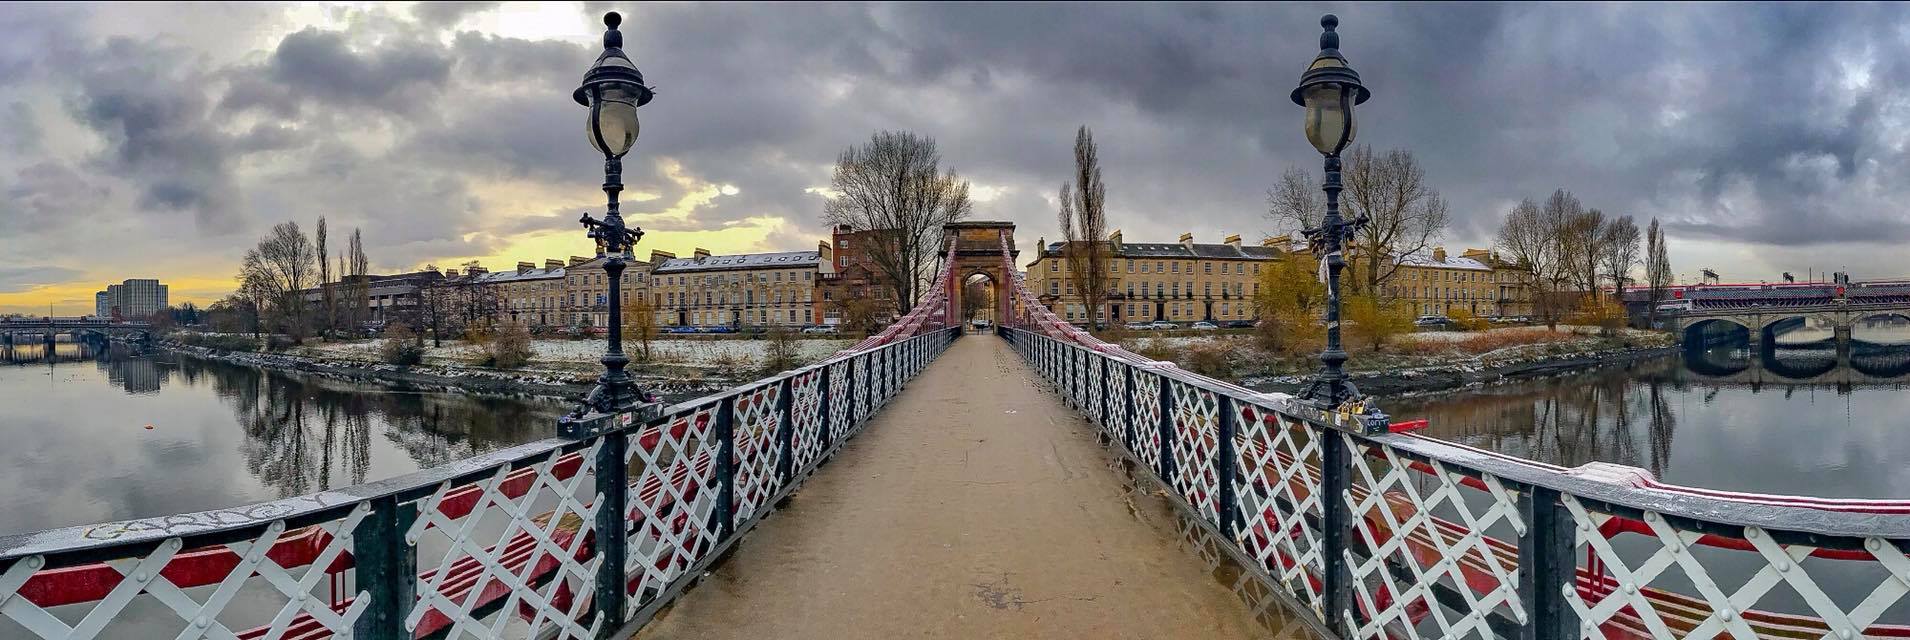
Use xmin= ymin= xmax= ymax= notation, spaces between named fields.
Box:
xmin=558 ymin=398 xmax=664 ymax=439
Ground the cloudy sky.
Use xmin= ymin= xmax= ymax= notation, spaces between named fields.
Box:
xmin=3 ymin=2 xmax=1909 ymax=314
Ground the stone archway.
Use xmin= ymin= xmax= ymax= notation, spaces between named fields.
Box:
xmin=943 ymin=221 xmax=1019 ymax=329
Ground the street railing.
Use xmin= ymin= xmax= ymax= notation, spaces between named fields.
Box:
xmin=0 ymin=325 xmax=961 ymax=640
xmin=1000 ymin=323 xmax=1910 ymax=639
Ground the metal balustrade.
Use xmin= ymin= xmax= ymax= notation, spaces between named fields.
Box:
xmin=999 ymin=325 xmax=1910 ymax=639
xmin=0 ymin=326 xmax=961 ymax=640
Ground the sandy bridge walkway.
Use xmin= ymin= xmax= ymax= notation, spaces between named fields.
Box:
xmin=635 ymin=334 xmax=1268 ymax=639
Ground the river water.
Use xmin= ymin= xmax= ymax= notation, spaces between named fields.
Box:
xmin=0 ymin=341 xmax=566 ymax=536
xmin=1392 ymin=319 xmax=1910 ymax=499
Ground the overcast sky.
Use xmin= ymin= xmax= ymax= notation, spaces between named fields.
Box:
xmin=4 ymin=2 xmax=1909 ymax=314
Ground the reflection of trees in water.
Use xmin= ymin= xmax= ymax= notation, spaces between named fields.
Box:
xmin=1412 ymin=358 xmax=1679 ymax=475
xmin=174 ymin=356 xmax=558 ymax=498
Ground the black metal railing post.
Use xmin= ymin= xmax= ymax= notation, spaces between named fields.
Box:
xmin=1518 ymin=485 xmax=1577 ymax=640
xmin=351 ymin=496 xmax=418 ymax=640
xmin=774 ymin=376 xmax=795 ymax=485
xmin=1157 ymin=375 xmax=1176 ymax=483
xmin=1214 ymin=396 xmax=1239 ymax=540
xmin=714 ymin=399 xmax=738 ymax=537
xmin=1321 ymin=430 xmax=1354 ymax=633
xmin=593 ymin=430 xmax=629 ymax=637
xmin=816 ymin=364 xmax=834 ymax=456
xmin=846 ymin=355 xmax=860 ymax=428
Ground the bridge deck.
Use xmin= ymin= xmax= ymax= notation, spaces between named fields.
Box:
xmin=634 ymin=335 xmax=1273 ymax=639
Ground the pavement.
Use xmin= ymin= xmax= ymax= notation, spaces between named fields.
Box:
xmin=634 ymin=334 xmax=1277 ymax=639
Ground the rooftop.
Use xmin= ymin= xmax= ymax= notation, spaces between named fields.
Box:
xmin=653 ymin=250 xmax=821 ymax=274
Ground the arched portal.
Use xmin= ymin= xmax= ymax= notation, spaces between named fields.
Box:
xmin=943 ymin=221 xmax=1019 ymax=329
xmin=1853 ymin=312 xmax=1910 ymax=345
xmin=960 ymin=271 xmax=1000 ymax=329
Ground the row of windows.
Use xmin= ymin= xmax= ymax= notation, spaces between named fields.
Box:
xmin=1044 ymin=280 xmax=1255 ymax=298
xmin=1047 ymin=259 xmax=1263 ymax=276
xmin=1057 ymin=301 xmax=1255 ymax=321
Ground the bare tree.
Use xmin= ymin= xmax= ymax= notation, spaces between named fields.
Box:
xmin=1645 ymin=218 xmax=1673 ymax=327
xmin=1058 ymin=125 xmax=1110 ymax=328
xmin=1601 ymin=216 xmax=1642 ymax=298
xmin=237 ymin=222 xmax=318 ymax=341
xmin=1497 ymin=196 xmax=1570 ymax=329
xmin=315 ymin=217 xmax=332 ymax=336
xmin=1278 ymin=146 xmax=1448 ymax=294
xmin=1265 ymin=166 xmax=1323 ymax=236
xmin=1560 ymin=206 xmax=1609 ymax=299
xmin=344 ymin=228 xmax=369 ymax=333
xmin=821 ymin=130 xmax=973 ymax=312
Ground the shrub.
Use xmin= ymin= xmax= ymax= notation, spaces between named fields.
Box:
xmin=1453 ymin=328 xmax=1576 ymax=355
xmin=1181 ymin=341 xmax=1233 ymax=377
xmin=1344 ymin=294 xmax=1414 ymax=351
xmin=380 ymin=324 xmax=425 ymax=366
xmin=468 ymin=320 xmax=534 ymax=368
xmin=762 ymin=327 xmax=800 ymax=373
xmin=1448 ymin=308 xmax=1490 ymax=332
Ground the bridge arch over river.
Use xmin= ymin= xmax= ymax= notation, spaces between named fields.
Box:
xmin=6 ymin=238 xmax=1910 ymax=639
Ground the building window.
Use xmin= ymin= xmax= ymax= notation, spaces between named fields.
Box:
xmin=1140 ymin=263 xmax=1149 ymax=273
xmin=1170 ymin=263 xmax=1179 ymax=273
xmin=1050 ymin=261 xmax=1059 ymax=272
xmin=1204 ymin=263 xmax=1212 ymax=274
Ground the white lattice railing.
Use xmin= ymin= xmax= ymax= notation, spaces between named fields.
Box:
xmin=1 ymin=323 xmax=962 ymax=639
xmin=997 ymin=234 xmax=1910 ymax=640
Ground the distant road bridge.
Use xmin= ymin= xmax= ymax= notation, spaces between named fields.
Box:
xmin=0 ymin=317 xmax=154 ymax=346
xmin=1661 ymin=282 xmax=1910 ymax=347
xmin=1681 ymin=343 xmax=1910 ymax=386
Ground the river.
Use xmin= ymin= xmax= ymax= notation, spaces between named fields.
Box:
xmin=0 ymin=340 xmax=566 ymax=536
xmin=1392 ymin=319 xmax=1910 ymax=499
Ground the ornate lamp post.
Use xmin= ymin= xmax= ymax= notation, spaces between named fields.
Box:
xmin=1293 ymin=14 xmax=1373 ymax=412
xmin=561 ymin=11 xmax=657 ymax=436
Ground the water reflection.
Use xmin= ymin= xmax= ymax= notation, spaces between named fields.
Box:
xmin=1393 ymin=329 xmax=1910 ymax=499
xmin=0 ymin=342 xmax=564 ymax=534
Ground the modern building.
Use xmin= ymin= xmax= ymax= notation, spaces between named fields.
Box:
xmin=650 ymin=246 xmax=833 ymax=328
xmin=1383 ymin=247 xmax=1533 ymax=318
xmin=95 ymin=279 xmax=169 ymax=319
xmin=1025 ymin=231 xmax=1284 ymax=326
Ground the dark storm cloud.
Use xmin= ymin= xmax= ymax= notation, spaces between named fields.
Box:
xmin=223 ymin=27 xmax=453 ymax=116
xmin=0 ymin=265 xmax=84 ymax=290
xmin=66 ymin=37 xmax=242 ymax=229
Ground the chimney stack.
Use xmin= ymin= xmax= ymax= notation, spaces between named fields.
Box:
xmin=649 ymin=249 xmax=676 ymax=264
xmin=1224 ymin=234 xmax=1242 ymax=249
xmin=465 ymin=265 xmax=488 ymax=275
xmin=517 ymin=261 xmax=535 ymax=274
xmin=1178 ymin=232 xmax=1194 ymax=249
xmin=545 ymin=259 xmax=563 ymax=271
xmin=693 ymin=247 xmax=711 ymax=261
xmin=569 ymin=256 xmax=589 ymax=267
xmin=1432 ymin=246 xmax=1448 ymax=263
xmin=444 ymin=268 xmax=459 ymax=278
xmin=1107 ymin=229 xmax=1123 ymax=248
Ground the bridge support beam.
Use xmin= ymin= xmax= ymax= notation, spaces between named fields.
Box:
xmin=1836 ymin=325 xmax=1853 ymax=361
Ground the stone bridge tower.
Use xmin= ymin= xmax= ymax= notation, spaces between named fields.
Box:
xmin=943 ymin=221 xmax=1020 ymax=328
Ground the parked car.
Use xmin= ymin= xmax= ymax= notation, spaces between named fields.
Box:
xmin=1223 ymin=320 xmax=1256 ymax=329
xmin=1123 ymin=322 xmax=1154 ymax=331
xmin=663 ymin=326 xmax=697 ymax=335
xmin=801 ymin=325 xmax=837 ymax=334
xmin=1190 ymin=321 xmax=1219 ymax=330
xmin=1148 ymin=321 xmax=1178 ymax=330
xmin=1414 ymin=315 xmax=1453 ymax=328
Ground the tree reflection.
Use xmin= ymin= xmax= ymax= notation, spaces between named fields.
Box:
xmin=1406 ymin=358 xmax=1679 ymax=475
xmin=175 ymin=355 xmax=560 ymax=497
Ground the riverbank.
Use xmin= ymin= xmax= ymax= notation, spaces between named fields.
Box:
xmin=1120 ymin=326 xmax=1677 ymax=398
xmin=161 ymin=334 xmax=857 ymax=404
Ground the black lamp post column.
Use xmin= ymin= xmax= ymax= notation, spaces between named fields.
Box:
xmin=1310 ymin=152 xmax=1355 ymax=407
xmin=560 ymin=11 xmax=657 ymax=439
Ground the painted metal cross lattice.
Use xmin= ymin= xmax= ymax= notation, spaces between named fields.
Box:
xmin=407 ymin=444 xmax=602 ymax=640
xmin=0 ymin=504 xmax=371 ymax=639
xmin=729 ymin=383 xmax=786 ymax=524
xmin=1233 ymin=400 xmax=1328 ymax=619
xmin=787 ymin=368 xmax=827 ymax=473
xmin=1131 ymin=370 xmax=1165 ymax=472
xmin=1168 ymin=380 xmax=1222 ymax=523
xmin=826 ymin=360 xmax=853 ymax=444
xmin=1104 ymin=359 xmax=1131 ymax=447
xmin=622 ymin=406 xmax=720 ymax=617
xmin=1343 ymin=434 xmax=1525 ymax=639
xmin=1561 ymin=494 xmax=1910 ymax=639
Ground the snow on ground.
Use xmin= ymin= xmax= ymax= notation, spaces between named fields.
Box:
xmin=309 ymin=338 xmax=855 ymax=368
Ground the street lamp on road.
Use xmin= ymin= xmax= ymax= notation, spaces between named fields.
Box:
xmin=1293 ymin=14 xmax=1372 ymax=411
xmin=561 ymin=11 xmax=657 ymax=436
